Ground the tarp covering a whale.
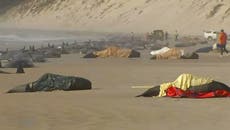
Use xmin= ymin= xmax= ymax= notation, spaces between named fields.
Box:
xmin=150 ymin=47 xmax=199 ymax=59
xmin=137 ymin=74 xmax=230 ymax=98
xmin=84 ymin=46 xmax=140 ymax=58
xmin=7 ymin=73 xmax=92 ymax=93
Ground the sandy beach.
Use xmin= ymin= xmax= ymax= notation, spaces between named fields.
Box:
xmin=1 ymin=52 xmax=230 ymax=130
xmin=1 ymin=0 xmax=230 ymax=130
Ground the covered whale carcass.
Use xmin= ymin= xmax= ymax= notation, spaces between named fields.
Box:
xmin=7 ymin=73 xmax=92 ymax=93
xmin=83 ymin=46 xmax=140 ymax=58
xmin=150 ymin=47 xmax=199 ymax=59
xmin=137 ymin=74 xmax=230 ymax=98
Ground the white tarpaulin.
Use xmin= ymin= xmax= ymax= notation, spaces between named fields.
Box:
xmin=150 ymin=47 xmax=170 ymax=56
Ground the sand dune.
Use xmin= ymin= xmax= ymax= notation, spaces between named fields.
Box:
xmin=1 ymin=0 xmax=230 ymax=34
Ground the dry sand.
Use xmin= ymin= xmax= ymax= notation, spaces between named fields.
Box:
xmin=1 ymin=0 xmax=230 ymax=34
xmin=1 ymin=52 xmax=230 ymax=130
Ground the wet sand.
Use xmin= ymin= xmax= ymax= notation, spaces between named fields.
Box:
xmin=0 ymin=52 xmax=230 ymax=130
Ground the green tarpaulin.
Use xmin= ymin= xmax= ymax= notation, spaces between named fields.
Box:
xmin=7 ymin=73 xmax=92 ymax=93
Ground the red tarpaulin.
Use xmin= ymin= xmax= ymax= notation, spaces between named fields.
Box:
xmin=166 ymin=86 xmax=230 ymax=98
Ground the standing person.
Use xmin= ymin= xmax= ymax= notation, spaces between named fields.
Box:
xmin=218 ymin=29 xmax=228 ymax=56
xmin=145 ymin=32 xmax=150 ymax=42
xmin=175 ymin=30 xmax=179 ymax=41
xmin=131 ymin=32 xmax=134 ymax=42
xmin=165 ymin=31 xmax=168 ymax=41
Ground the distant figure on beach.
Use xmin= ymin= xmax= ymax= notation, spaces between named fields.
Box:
xmin=22 ymin=46 xmax=26 ymax=51
xmin=131 ymin=32 xmax=134 ymax=42
xmin=48 ymin=43 xmax=50 ymax=48
xmin=145 ymin=32 xmax=150 ymax=42
xmin=218 ymin=29 xmax=228 ymax=56
xmin=29 ymin=45 xmax=35 ymax=51
xmin=165 ymin=31 xmax=168 ymax=40
xmin=32 ymin=45 xmax=35 ymax=51
xmin=175 ymin=30 xmax=179 ymax=41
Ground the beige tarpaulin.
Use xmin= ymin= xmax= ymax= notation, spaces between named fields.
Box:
xmin=94 ymin=46 xmax=132 ymax=58
xmin=158 ymin=74 xmax=213 ymax=97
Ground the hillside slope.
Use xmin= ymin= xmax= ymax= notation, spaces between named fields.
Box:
xmin=0 ymin=0 xmax=230 ymax=34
